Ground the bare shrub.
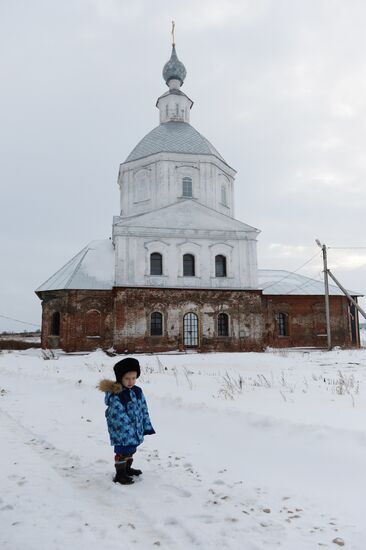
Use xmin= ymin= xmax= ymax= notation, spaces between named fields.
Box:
xmin=41 ymin=349 xmax=58 ymax=360
xmin=217 ymin=372 xmax=245 ymax=400
xmin=183 ymin=367 xmax=193 ymax=390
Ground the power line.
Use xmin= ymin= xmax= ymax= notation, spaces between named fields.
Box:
xmin=331 ymin=248 xmax=366 ymax=252
xmin=284 ymin=278 xmax=318 ymax=295
xmin=0 ymin=314 xmax=40 ymax=327
xmin=261 ymin=250 xmax=321 ymax=291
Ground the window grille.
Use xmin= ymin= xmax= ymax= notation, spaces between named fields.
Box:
xmin=215 ymin=255 xmax=227 ymax=277
xmin=151 ymin=312 xmax=163 ymax=336
xmin=218 ymin=313 xmax=229 ymax=336
xmin=183 ymin=312 xmax=198 ymax=346
xmin=150 ymin=253 xmax=163 ymax=275
xmin=183 ymin=254 xmax=195 ymax=276
xmin=182 ymin=177 xmax=193 ymax=197
xmin=278 ymin=312 xmax=288 ymax=336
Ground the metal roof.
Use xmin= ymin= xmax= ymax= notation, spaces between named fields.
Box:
xmin=259 ymin=269 xmax=362 ymax=296
xmin=36 ymin=240 xmax=115 ymax=292
xmin=124 ymin=122 xmax=227 ymax=165
xmin=35 ymin=239 xmax=363 ymax=297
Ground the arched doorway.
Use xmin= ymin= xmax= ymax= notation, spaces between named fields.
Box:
xmin=183 ymin=312 xmax=199 ymax=347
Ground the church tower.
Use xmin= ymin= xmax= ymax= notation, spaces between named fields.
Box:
xmin=35 ymin=31 xmax=266 ymax=353
xmin=36 ymin=29 xmax=357 ymax=352
xmin=112 ymin=39 xmax=260 ymax=291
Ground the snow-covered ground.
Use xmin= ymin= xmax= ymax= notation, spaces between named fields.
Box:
xmin=1 ymin=347 xmax=366 ymax=550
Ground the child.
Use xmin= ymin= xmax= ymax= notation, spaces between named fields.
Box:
xmin=99 ymin=357 xmax=155 ymax=485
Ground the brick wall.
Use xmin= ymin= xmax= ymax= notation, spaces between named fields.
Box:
xmin=113 ymin=287 xmax=265 ymax=353
xmin=263 ymin=295 xmax=353 ymax=348
xmin=37 ymin=288 xmax=356 ymax=352
xmin=39 ymin=290 xmax=114 ymax=352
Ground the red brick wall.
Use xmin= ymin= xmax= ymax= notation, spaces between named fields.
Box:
xmin=113 ymin=287 xmax=265 ymax=353
xmin=37 ymin=288 xmax=356 ymax=352
xmin=38 ymin=290 xmax=114 ymax=352
xmin=263 ymin=295 xmax=353 ymax=348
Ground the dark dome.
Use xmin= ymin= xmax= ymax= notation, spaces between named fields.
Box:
xmin=162 ymin=46 xmax=187 ymax=86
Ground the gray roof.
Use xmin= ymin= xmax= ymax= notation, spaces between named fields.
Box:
xmin=35 ymin=239 xmax=363 ymax=297
xmin=36 ymin=240 xmax=115 ymax=292
xmin=259 ymin=269 xmax=362 ymax=296
xmin=124 ymin=122 xmax=227 ymax=165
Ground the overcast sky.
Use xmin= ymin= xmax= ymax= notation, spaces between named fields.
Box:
xmin=1 ymin=0 xmax=365 ymax=332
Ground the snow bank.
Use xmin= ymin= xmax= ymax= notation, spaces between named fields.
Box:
xmin=1 ymin=348 xmax=365 ymax=549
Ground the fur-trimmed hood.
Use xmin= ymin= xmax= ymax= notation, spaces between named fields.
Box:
xmin=99 ymin=379 xmax=122 ymax=394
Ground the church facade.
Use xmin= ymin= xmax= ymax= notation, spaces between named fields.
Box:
xmin=36 ymin=45 xmax=361 ymax=352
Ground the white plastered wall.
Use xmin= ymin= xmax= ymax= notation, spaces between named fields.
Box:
xmin=114 ymin=233 xmax=258 ymax=289
xmin=118 ymin=155 xmax=235 ymax=219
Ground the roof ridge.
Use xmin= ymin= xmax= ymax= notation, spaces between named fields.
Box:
xmin=35 ymin=245 xmax=89 ymax=291
xmin=64 ymin=247 xmax=90 ymax=289
xmin=115 ymin=199 xmax=259 ymax=233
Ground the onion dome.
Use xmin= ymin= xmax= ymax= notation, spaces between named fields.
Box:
xmin=162 ymin=46 xmax=187 ymax=87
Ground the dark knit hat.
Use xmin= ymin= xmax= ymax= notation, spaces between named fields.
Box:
xmin=113 ymin=357 xmax=141 ymax=382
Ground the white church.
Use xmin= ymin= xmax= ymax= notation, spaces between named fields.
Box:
xmin=36 ymin=42 xmax=359 ymax=352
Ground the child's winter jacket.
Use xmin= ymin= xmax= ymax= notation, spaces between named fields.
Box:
xmin=99 ymin=380 xmax=155 ymax=447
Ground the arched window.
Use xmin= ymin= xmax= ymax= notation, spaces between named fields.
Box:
xmin=278 ymin=312 xmax=289 ymax=337
xmin=183 ymin=312 xmax=199 ymax=347
xmin=151 ymin=312 xmax=163 ymax=336
xmin=221 ymin=185 xmax=227 ymax=206
xmin=150 ymin=253 xmax=163 ymax=275
xmin=85 ymin=310 xmax=101 ymax=337
xmin=183 ymin=254 xmax=195 ymax=276
xmin=182 ymin=177 xmax=193 ymax=197
xmin=51 ymin=312 xmax=60 ymax=336
xmin=215 ymin=255 xmax=227 ymax=277
xmin=218 ymin=313 xmax=229 ymax=336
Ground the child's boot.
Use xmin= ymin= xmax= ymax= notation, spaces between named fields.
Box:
xmin=113 ymin=458 xmax=134 ymax=485
xmin=126 ymin=457 xmax=142 ymax=476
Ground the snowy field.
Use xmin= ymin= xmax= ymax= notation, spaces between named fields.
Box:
xmin=1 ymin=347 xmax=366 ymax=550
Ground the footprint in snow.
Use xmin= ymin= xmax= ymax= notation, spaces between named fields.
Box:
xmin=213 ymin=479 xmax=225 ymax=486
xmin=1 ymin=504 xmax=14 ymax=511
xmin=161 ymin=484 xmax=192 ymax=498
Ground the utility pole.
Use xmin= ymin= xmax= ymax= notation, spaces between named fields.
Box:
xmin=316 ymin=240 xmax=332 ymax=350
xmin=327 ymin=270 xmax=366 ymax=321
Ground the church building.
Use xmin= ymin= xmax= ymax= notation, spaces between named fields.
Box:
xmin=36 ymin=43 xmax=361 ymax=352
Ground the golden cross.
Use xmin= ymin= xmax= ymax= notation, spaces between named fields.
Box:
xmin=171 ymin=20 xmax=175 ymax=47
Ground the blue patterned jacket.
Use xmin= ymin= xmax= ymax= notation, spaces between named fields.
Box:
xmin=99 ymin=379 xmax=155 ymax=447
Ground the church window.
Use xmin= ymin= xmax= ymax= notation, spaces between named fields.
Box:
xmin=51 ymin=312 xmax=60 ymax=336
xmin=183 ymin=312 xmax=199 ymax=347
xmin=85 ymin=310 xmax=101 ymax=337
xmin=218 ymin=313 xmax=229 ymax=336
xmin=221 ymin=185 xmax=227 ymax=206
xmin=151 ymin=312 xmax=163 ymax=336
xmin=150 ymin=253 xmax=163 ymax=275
xmin=182 ymin=177 xmax=193 ymax=197
xmin=215 ymin=255 xmax=227 ymax=277
xmin=183 ymin=254 xmax=195 ymax=276
xmin=278 ymin=312 xmax=289 ymax=337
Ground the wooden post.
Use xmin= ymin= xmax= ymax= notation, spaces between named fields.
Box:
xmin=321 ymin=244 xmax=332 ymax=350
